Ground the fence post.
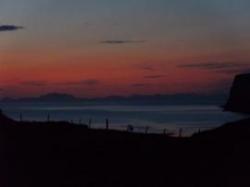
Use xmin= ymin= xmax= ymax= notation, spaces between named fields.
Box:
xmin=105 ymin=118 xmax=109 ymax=130
xmin=47 ymin=113 xmax=50 ymax=122
xmin=20 ymin=113 xmax=23 ymax=122
xmin=179 ymin=128 xmax=183 ymax=138
xmin=88 ymin=118 xmax=92 ymax=129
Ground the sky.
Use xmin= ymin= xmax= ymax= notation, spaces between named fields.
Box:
xmin=1 ymin=0 xmax=250 ymax=98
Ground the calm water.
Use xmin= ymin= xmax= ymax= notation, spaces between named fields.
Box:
xmin=0 ymin=104 xmax=246 ymax=136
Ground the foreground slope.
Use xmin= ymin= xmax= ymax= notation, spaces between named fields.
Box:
xmin=1 ymin=111 xmax=250 ymax=187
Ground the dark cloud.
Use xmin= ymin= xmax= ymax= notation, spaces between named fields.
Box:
xmin=79 ymin=79 xmax=100 ymax=86
xmin=100 ymin=40 xmax=145 ymax=44
xmin=135 ymin=61 xmax=168 ymax=72
xmin=131 ymin=83 xmax=149 ymax=87
xmin=144 ymin=75 xmax=165 ymax=79
xmin=178 ymin=61 xmax=250 ymax=75
xmin=134 ymin=64 xmax=155 ymax=71
xmin=215 ymin=68 xmax=250 ymax=75
xmin=62 ymin=79 xmax=100 ymax=86
xmin=142 ymin=66 xmax=155 ymax=71
xmin=178 ymin=62 xmax=249 ymax=70
xmin=21 ymin=81 xmax=47 ymax=87
xmin=0 ymin=25 xmax=24 ymax=32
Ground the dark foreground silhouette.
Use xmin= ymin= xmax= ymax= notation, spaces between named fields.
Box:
xmin=224 ymin=73 xmax=250 ymax=113
xmin=1 ymin=111 xmax=250 ymax=187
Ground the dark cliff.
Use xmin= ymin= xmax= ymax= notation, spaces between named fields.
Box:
xmin=224 ymin=73 xmax=250 ymax=114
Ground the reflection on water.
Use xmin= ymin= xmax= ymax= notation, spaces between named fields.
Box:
xmin=0 ymin=104 xmax=246 ymax=136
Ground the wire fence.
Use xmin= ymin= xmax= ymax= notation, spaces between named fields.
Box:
xmin=17 ymin=113 xmax=217 ymax=137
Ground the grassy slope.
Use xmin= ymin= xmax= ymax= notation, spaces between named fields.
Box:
xmin=1 ymin=113 xmax=250 ymax=187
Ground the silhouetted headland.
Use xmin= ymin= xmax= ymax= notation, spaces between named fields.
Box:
xmin=224 ymin=73 xmax=250 ymax=114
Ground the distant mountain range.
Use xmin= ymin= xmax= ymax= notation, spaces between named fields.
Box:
xmin=0 ymin=92 xmax=228 ymax=105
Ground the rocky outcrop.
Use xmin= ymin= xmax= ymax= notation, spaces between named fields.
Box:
xmin=224 ymin=73 xmax=250 ymax=114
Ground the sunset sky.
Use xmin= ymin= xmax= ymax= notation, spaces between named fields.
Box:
xmin=1 ymin=0 xmax=250 ymax=98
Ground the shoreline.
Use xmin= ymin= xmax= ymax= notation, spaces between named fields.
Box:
xmin=0 ymin=104 xmax=243 ymax=137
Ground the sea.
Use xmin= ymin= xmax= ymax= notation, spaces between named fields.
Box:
xmin=0 ymin=103 xmax=247 ymax=136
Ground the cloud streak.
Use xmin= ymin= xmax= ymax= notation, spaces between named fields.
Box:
xmin=61 ymin=79 xmax=100 ymax=86
xmin=144 ymin=75 xmax=165 ymax=79
xmin=141 ymin=66 xmax=155 ymax=71
xmin=100 ymin=40 xmax=145 ymax=44
xmin=131 ymin=83 xmax=149 ymax=87
xmin=0 ymin=25 xmax=24 ymax=32
xmin=21 ymin=81 xmax=47 ymax=87
xmin=178 ymin=62 xmax=249 ymax=70
xmin=134 ymin=64 xmax=156 ymax=72
xmin=21 ymin=80 xmax=101 ymax=87
xmin=216 ymin=67 xmax=250 ymax=75
xmin=178 ymin=61 xmax=250 ymax=75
